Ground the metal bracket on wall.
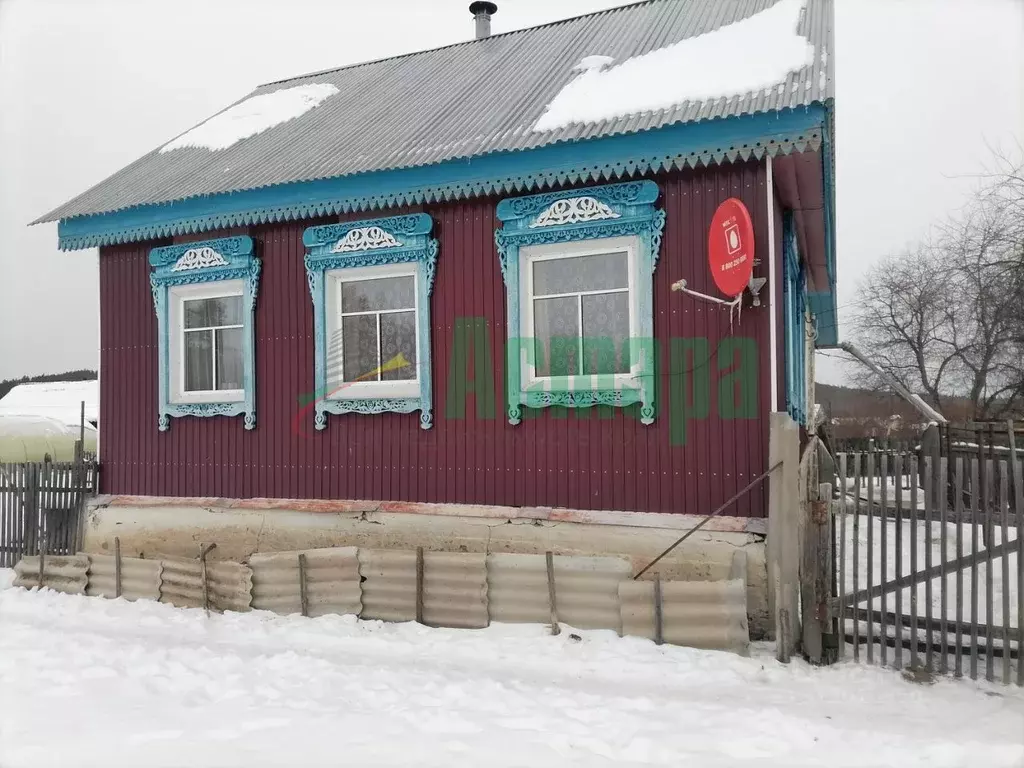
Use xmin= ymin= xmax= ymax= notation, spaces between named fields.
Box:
xmin=670 ymin=275 xmax=766 ymax=331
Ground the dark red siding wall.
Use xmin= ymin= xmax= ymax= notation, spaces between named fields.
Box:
xmin=99 ymin=161 xmax=780 ymax=516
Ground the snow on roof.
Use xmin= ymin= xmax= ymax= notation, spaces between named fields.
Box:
xmin=38 ymin=0 xmax=833 ymax=227
xmin=0 ymin=414 xmax=94 ymax=438
xmin=0 ymin=380 xmax=98 ymax=427
xmin=160 ymin=83 xmax=339 ymax=153
xmin=533 ymin=0 xmax=814 ymax=132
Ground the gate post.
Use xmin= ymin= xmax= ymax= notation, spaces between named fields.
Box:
xmin=767 ymin=412 xmax=800 ymax=662
xmin=802 ymin=481 xmax=834 ymax=664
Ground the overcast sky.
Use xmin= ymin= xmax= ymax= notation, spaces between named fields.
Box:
xmin=0 ymin=0 xmax=1021 ymax=385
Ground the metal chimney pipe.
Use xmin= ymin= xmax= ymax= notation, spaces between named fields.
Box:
xmin=469 ymin=1 xmax=497 ymax=39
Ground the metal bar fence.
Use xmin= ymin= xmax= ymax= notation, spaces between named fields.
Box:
xmin=835 ymin=421 xmax=1021 ymax=686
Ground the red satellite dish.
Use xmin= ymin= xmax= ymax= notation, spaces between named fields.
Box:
xmin=708 ymin=198 xmax=755 ymax=298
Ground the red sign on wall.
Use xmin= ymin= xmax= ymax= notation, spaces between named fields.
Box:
xmin=708 ymin=198 xmax=755 ymax=298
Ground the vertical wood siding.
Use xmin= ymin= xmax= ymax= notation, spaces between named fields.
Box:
xmin=99 ymin=162 xmax=779 ymax=516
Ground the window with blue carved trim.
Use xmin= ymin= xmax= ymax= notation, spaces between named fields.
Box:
xmin=494 ymin=181 xmax=665 ymax=425
xmin=148 ymin=237 xmax=261 ymax=431
xmin=303 ymin=214 xmax=438 ymax=431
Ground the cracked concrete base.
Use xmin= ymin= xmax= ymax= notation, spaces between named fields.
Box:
xmin=82 ymin=498 xmax=769 ymax=638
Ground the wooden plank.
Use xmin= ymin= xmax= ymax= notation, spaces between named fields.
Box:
xmin=1009 ymin=421 xmax=1024 ymax=688
xmin=909 ymin=456 xmax=919 ymax=671
xmin=12 ymin=464 xmax=22 ymax=561
xmin=26 ymin=464 xmax=38 ymax=561
xmin=970 ymin=457 xmax=980 ymax=680
xmin=298 ymin=553 xmax=308 ymax=618
xmin=545 ymin=551 xmax=559 ymax=637
xmin=954 ymin=457 xmax=964 ymax=678
xmin=894 ymin=453 xmax=903 ymax=669
xmin=939 ymin=454 xmax=949 ymax=674
xmin=999 ymin=461 xmax=1010 ymax=686
xmin=1 ymin=464 xmax=7 ymax=568
xmin=415 ymin=546 xmax=424 ymax=625
xmin=880 ymin=452 xmax=888 ymax=667
xmin=985 ymin=428 xmax=995 ymax=683
xmin=866 ymin=449 xmax=875 ymax=663
xmin=1 ymin=465 xmax=8 ymax=568
xmin=852 ymin=453 xmax=862 ymax=662
xmin=924 ymin=457 xmax=934 ymax=671
xmin=838 ymin=453 xmax=847 ymax=660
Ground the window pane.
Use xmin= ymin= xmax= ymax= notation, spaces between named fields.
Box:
xmin=215 ymin=327 xmax=244 ymax=390
xmin=380 ymin=311 xmax=417 ymax=381
xmin=533 ymin=251 xmax=628 ymax=296
xmin=582 ymin=292 xmax=630 ymax=374
xmin=342 ymin=315 xmax=378 ymax=381
xmin=533 ymin=296 xmax=579 ymax=376
xmin=341 ymin=276 xmax=414 ymax=313
xmin=184 ymin=330 xmax=213 ymax=391
xmin=184 ymin=295 xmax=242 ymax=329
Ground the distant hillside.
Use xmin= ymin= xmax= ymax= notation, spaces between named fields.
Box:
xmin=817 ymin=383 xmax=979 ymax=422
xmin=0 ymin=370 xmax=97 ymax=401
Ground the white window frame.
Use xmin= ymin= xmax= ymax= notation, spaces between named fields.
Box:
xmin=324 ymin=262 xmax=421 ymax=401
xmin=168 ymin=280 xmax=245 ymax=405
xmin=520 ymin=235 xmax=642 ymax=393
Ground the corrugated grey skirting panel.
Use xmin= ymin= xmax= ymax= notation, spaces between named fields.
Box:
xmin=487 ymin=554 xmax=631 ymax=632
xmin=357 ymin=549 xmax=489 ymax=628
xmin=86 ymin=554 xmax=162 ymax=601
xmin=249 ymin=547 xmax=361 ymax=617
xmin=619 ymin=553 xmax=750 ymax=655
xmin=422 ymin=551 xmax=488 ymax=629
xmin=158 ymin=557 xmax=253 ymax=613
xmin=13 ymin=555 xmax=90 ymax=594
xmin=358 ymin=548 xmax=418 ymax=622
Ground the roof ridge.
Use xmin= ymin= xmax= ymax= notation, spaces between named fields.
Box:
xmin=258 ymin=0 xmax=660 ymax=87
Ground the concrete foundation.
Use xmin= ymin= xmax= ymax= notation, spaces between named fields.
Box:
xmin=82 ymin=496 xmax=770 ymax=638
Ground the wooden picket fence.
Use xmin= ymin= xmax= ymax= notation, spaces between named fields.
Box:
xmin=833 ymin=423 xmax=1022 ymax=685
xmin=0 ymin=460 xmax=98 ymax=568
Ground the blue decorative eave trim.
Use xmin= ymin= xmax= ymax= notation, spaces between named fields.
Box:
xmin=303 ymin=213 xmax=437 ymax=430
xmin=149 ymin=235 xmax=261 ymax=431
xmin=495 ymin=180 xmax=664 ymax=425
xmin=56 ymin=106 xmax=826 ymax=251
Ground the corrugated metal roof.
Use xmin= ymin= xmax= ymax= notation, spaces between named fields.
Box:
xmin=39 ymin=0 xmax=833 ymax=223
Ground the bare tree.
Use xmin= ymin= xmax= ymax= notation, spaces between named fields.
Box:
xmin=852 ymin=157 xmax=1024 ymax=420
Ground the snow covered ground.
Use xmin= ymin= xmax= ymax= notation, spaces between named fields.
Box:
xmin=843 ymin=475 xmax=926 ymax=509
xmin=1 ymin=570 xmax=1023 ymax=767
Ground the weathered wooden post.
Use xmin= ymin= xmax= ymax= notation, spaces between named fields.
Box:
xmin=545 ymin=551 xmax=560 ymax=637
xmin=199 ymin=542 xmax=217 ymax=614
xmin=920 ymin=422 xmax=940 ymax=492
xmin=23 ymin=463 xmax=39 ymax=565
xmin=298 ymin=553 xmax=309 ymax=617
xmin=802 ymin=481 xmax=834 ymax=664
xmin=768 ymin=413 xmax=800 ymax=663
